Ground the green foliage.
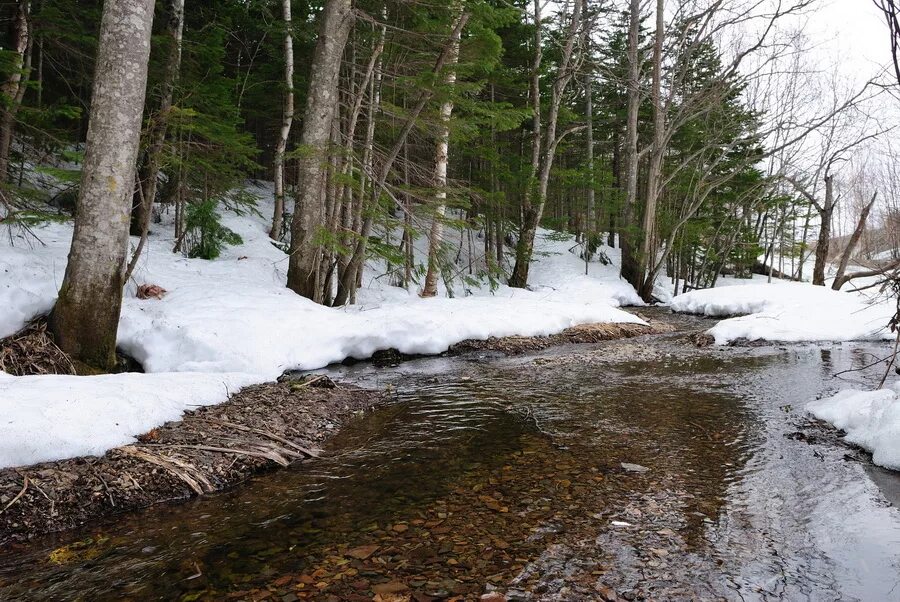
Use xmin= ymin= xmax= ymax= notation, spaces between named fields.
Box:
xmin=183 ymin=199 xmax=243 ymax=260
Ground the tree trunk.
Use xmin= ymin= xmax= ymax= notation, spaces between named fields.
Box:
xmin=812 ymin=174 xmax=834 ymax=286
xmin=507 ymin=0 xmax=544 ymax=289
xmin=0 ymin=0 xmax=31 ymax=185
xmin=637 ymin=0 xmax=665 ymax=301
xmin=422 ymin=5 xmax=463 ymax=298
xmin=582 ymin=0 xmax=594 ymax=234
xmin=509 ymin=0 xmax=582 ymax=288
xmin=286 ymin=0 xmax=354 ymax=300
xmin=127 ymin=0 xmax=184 ymax=267
xmin=832 ymin=191 xmax=877 ymax=290
xmin=50 ymin=0 xmax=155 ymax=373
xmin=619 ymin=0 xmax=642 ymax=288
xmin=268 ymin=0 xmax=295 ymax=240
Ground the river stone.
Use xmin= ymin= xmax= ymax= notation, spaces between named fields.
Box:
xmin=621 ymin=462 xmax=650 ymax=473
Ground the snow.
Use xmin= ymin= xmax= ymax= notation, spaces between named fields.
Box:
xmin=0 ymin=182 xmax=643 ymax=468
xmin=670 ymin=282 xmax=893 ymax=344
xmin=0 ymin=371 xmax=258 ymax=468
xmin=807 ymin=384 xmax=900 ymax=470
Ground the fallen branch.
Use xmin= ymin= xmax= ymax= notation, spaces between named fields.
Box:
xmin=194 ymin=417 xmax=320 ymax=458
xmin=0 ymin=476 xmax=28 ymax=514
xmin=145 ymin=443 xmax=293 ymax=467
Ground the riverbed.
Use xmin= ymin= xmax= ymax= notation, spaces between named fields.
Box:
xmin=1 ymin=323 xmax=898 ymax=601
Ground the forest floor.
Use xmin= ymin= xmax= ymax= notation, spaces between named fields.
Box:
xmin=0 ymin=309 xmax=689 ymax=546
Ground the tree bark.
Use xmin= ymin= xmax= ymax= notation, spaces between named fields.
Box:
xmin=286 ymin=0 xmax=354 ymax=300
xmin=50 ymin=0 xmax=156 ymax=372
xmin=268 ymin=0 xmax=296 ymax=240
xmin=422 ymin=5 xmax=463 ymax=298
xmin=812 ymin=174 xmax=834 ymax=286
xmin=582 ymin=0 xmax=595 ymax=234
xmin=0 ymin=0 xmax=31 ymax=185
xmin=128 ymin=0 xmax=184 ymax=261
xmin=619 ymin=0 xmax=642 ymax=288
xmin=637 ymin=0 xmax=665 ymax=301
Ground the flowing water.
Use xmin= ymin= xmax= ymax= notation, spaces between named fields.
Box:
xmin=2 ymin=325 xmax=900 ymax=601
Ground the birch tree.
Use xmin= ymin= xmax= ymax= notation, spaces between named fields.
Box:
xmin=0 ymin=0 xmax=31 ymax=185
xmin=50 ymin=0 xmax=155 ymax=372
xmin=268 ymin=0 xmax=295 ymax=240
xmin=422 ymin=4 xmax=464 ymax=298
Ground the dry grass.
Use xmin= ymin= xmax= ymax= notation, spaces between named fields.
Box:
xmin=0 ymin=320 xmax=76 ymax=376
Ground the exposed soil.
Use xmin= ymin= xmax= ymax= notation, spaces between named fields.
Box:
xmin=0 ymin=378 xmax=386 ymax=545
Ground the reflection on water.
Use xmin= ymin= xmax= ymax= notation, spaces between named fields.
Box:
xmin=0 ymin=338 xmax=899 ymax=601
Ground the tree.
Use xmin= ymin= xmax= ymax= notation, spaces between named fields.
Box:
xmin=286 ymin=0 xmax=355 ymax=301
xmin=875 ymin=0 xmax=900 ymax=87
xmin=0 ymin=0 xmax=31 ymax=185
xmin=126 ymin=0 xmax=185 ymax=278
xmin=422 ymin=4 xmax=464 ymax=298
xmin=508 ymin=0 xmax=583 ymax=288
xmin=50 ymin=0 xmax=155 ymax=372
xmin=268 ymin=0 xmax=295 ymax=241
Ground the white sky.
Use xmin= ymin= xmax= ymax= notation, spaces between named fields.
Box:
xmin=809 ymin=0 xmax=892 ymax=80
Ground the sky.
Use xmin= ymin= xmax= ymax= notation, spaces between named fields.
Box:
xmin=811 ymin=0 xmax=892 ymax=80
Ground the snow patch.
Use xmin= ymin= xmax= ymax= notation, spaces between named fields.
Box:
xmin=0 ymin=371 xmax=258 ymax=468
xmin=807 ymin=384 xmax=900 ymax=470
xmin=670 ymin=282 xmax=892 ymax=344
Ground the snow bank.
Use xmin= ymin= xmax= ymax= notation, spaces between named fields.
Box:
xmin=0 ymin=183 xmax=643 ymax=468
xmin=670 ymin=282 xmax=893 ymax=344
xmin=807 ymin=384 xmax=900 ymax=470
xmin=0 ymin=371 xmax=258 ymax=468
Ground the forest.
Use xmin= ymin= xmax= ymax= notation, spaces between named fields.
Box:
xmin=3 ymin=0 xmax=900 ymax=600
xmin=0 ymin=0 xmax=894 ymax=371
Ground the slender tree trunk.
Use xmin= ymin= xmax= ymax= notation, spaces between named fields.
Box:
xmin=334 ymin=11 xmax=470 ymax=306
xmin=832 ymin=191 xmax=876 ymax=289
xmin=509 ymin=0 xmax=582 ymax=288
xmin=582 ymin=0 xmax=594 ymax=235
xmin=0 ymin=0 xmax=31 ymax=185
xmin=269 ymin=0 xmax=295 ymax=240
xmin=619 ymin=0 xmax=642 ymax=288
xmin=506 ymin=0 xmax=543 ymax=289
xmin=127 ymin=0 xmax=184 ymax=272
xmin=286 ymin=0 xmax=354 ymax=300
xmin=813 ymin=174 xmax=834 ymax=286
xmin=637 ymin=0 xmax=665 ymax=301
xmin=50 ymin=0 xmax=155 ymax=373
xmin=422 ymin=5 xmax=463 ymax=298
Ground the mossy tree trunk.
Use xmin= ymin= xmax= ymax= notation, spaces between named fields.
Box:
xmin=51 ymin=0 xmax=155 ymax=373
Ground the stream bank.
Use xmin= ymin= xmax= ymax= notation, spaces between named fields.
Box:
xmin=0 ymin=312 xmax=680 ymax=546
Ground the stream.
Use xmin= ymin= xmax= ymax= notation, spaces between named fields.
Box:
xmin=1 ymin=321 xmax=900 ymax=601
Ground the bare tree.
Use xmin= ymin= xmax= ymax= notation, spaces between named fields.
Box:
xmin=269 ymin=0 xmax=296 ymax=240
xmin=875 ymin=0 xmax=900 ymax=86
xmin=832 ymin=191 xmax=878 ymax=289
xmin=50 ymin=0 xmax=156 ymax=372
xmin=509 ymin=0 xmax=584 ymax=288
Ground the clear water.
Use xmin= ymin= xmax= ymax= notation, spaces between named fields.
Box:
xmin=1 ymin=333 xmax=899 ymax=601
